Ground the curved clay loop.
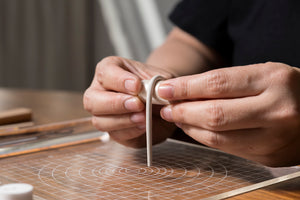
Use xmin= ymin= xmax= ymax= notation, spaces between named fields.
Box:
xmin=138 ymin=78 xmax=169 ymax=105
xmin=145 ymin=75 xmax=166 ymax=167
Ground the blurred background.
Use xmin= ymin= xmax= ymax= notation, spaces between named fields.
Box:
xmin=0 ymin=0 xmax=179 ymax=91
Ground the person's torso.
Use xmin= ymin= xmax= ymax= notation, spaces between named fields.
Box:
xmin=228 ymin=0 xmax=300 ymax=67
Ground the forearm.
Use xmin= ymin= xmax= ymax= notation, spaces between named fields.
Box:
xmin=146 ymin=27 xmax=224 ymax=77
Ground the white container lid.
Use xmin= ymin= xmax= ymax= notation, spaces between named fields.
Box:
xmin=0 ymin=183 xmax=33 ymax=200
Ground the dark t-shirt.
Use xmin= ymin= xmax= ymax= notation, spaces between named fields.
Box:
xmin=169 ymin=0 xmax=300 ymax=68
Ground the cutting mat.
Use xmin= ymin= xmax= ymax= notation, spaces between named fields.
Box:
xmin=0 ymin=138 xmax=299 ymax=200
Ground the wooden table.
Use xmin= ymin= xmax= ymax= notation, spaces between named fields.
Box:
xmin=0 ymin=88 xmax=90 ymax=124
xmin=0 ymin=88 xmax=299 ymax=199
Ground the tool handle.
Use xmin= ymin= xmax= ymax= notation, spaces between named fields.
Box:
xmin=0 ymin=108 xmax=32 ymax=125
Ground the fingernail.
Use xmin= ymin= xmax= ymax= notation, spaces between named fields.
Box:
xmin=161 ymin=106 xmax=173 ymax=121
xmin=158 ymin=84 xmax=174 ymax=99
xmin=130 ymin=112 xmax=145 ymax=123
xmin=124 ymin=98 xmax=140 ymax=111
xmin=125 ymin=79 xmax=136 ymax=93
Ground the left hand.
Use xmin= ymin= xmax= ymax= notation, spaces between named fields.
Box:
xmin=158 ymin=62 xmax=300 ymax=167
xmin=83 ymin=56 xmax=176 ymax=148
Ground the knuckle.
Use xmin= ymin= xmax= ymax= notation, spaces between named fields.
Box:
xmin=99 ymin=56 xmax=120 ymax=66
xmin=264 ymin=63 xmax=300 ymax=123
xmin=280 ymin=103 xmax=299 ymax=122
xmin=173 ymin=104 xmax=188 ymax=123
xmin=177 ymin=78 xmax=191 ymax=98
xmin=95 ymin=62 xmax=104 ymax=84
xmin=206 ymin=103 xmax=226 ymax=130
xmin=96 ymin=56 xmax=121 ymax=77
xmin=268 ymin=62 xmax=295 ymax=85
xmin=205 ymin=71 xmax=228 ymax=95
xmin=109 ymin=95 xmax=124 ymax=112
xmin=205 ymin=132 xmax=221 ymax=148
xmin=269 ymin=96 xmax=299 ymax=124
xmin=91 ymin=116 xmax=106 ymax=132
xmin=264 ymin=61 xmax=276 ymax=66
xmin=83 ymin=89 xmax=92 ymax=112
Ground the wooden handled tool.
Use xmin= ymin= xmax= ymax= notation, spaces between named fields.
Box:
xmin=0 ymin=108 xmax=32 ymax=125
xmin=0 ymin=117 xmax=92 ymax=137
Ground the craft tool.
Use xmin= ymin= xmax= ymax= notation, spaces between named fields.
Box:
xmin=0 ymin=108 xmax=32 ymax=125
xmin=0 ymin=117 xmax=92 ymax=137
xmin=0 ymin=117 xmax=108 ymax=158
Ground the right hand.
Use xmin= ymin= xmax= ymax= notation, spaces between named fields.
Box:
xmin=83 ymin=56 xmax=176 ymax=147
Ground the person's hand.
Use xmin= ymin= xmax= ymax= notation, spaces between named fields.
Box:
xmin=158 ymin=62 xmax=300 ymax=167
xmin=83 ymin=56 xmax=176 ymax=147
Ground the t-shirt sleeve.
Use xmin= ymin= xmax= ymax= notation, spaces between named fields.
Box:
xmin=169 ymin=0 xmax=232 ymax=61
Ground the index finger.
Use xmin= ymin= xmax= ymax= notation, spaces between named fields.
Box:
xmin=157 ymin=64 xmax=267 ymax=100
xmin=96 ymin=57 xmax=142 ymax=95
